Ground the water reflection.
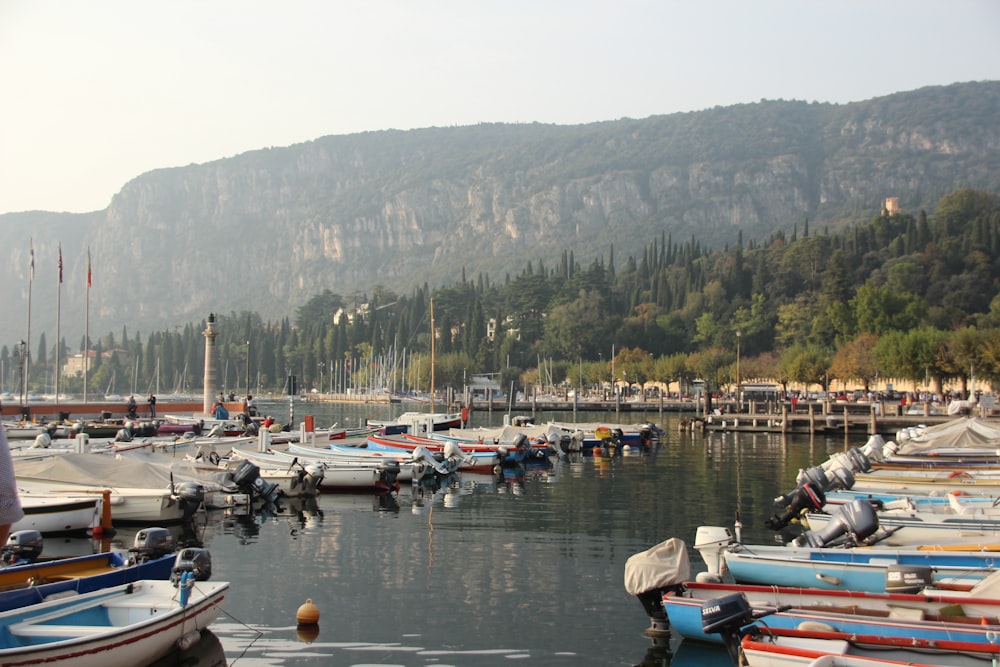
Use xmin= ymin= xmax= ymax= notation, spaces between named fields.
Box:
xmin=172 ymin=404 xmax=854 ymax=666
xmin=147 ymin=629 xmax=226 ymax=667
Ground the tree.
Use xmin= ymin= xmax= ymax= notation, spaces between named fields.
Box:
xmin=780 ymin=345 xmax=829 ymax=391
xmin=874 ymin=328 xmax=946 ymax=393
xmin=541 ymin=290 xmax=618 ymax=360
xmin=828 ymin=333 xmax=879 ymax=392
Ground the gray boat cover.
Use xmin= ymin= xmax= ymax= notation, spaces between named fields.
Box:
xmin=896 ymin=417 xmax=1000 ymax=454
xmin=13 ymin=451 xmax=231 ymax=490
xmin=623 ymin=537 xmax=690 ymax=596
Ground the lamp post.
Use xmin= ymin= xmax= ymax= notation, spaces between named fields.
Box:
xmin=17 ymin=340 xmax=26 ymax=407
xmin=245 ymin=340 xmax=251 ymax=397
xmin=735 ymin=331 xmax=741 ymax=413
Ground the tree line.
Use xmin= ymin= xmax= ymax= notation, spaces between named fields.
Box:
xmin=5 ymin=188 xmax=1000 ymax=401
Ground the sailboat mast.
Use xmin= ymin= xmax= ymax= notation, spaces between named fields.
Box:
xmin=430 ymin=299 xmax=435 ymax=412
xmin=56 ymin=244 xmax=62 ymax=403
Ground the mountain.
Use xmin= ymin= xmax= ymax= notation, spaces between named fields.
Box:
xmin=1 ymin=81 xmax=998 ymax=348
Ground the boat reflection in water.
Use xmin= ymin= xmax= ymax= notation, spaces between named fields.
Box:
xmin=147 ymin=628 xmax=226 ymax=667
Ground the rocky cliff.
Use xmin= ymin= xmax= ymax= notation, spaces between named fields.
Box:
xmin=2 ymin=81 xmax=998 ymax=346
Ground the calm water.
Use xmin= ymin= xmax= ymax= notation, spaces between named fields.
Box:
xmin=136 ymin=400 xmax=858 ymax=667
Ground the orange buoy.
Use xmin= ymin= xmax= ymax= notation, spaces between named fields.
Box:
xmin=296 ymin=598 xmax=320 ymax=625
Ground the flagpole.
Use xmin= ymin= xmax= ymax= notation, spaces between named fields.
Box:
xmin=84 ymin=247 xmax=91 ymax=404
xmin=24 ymin=240 xmax=34 ymax=407
xmin=55 ymin=244 xmax=63 ymax=404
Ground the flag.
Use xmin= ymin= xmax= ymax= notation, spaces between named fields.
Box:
xmin=87 ymin=248 xmax=92 ymax=288
xmin=58 ymin=244 xmax=63 ymax=284
xmin=29 ymin=240 xmax=35 ymax=282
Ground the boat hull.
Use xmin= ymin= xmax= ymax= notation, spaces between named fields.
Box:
xmin=0 ymin=579 xmax=228 ymax=667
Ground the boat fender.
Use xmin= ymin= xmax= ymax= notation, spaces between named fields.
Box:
xmin=814 ymin=572 xmax=842 ymax=586
xmin=176 ymin=629 xmax=202 ymax=651
xmin=797 ymin=621 xmax=836 ymax=633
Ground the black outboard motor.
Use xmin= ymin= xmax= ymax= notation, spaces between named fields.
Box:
xmin=231 ymin=459 xmax=281 ymax=504
xmin=378 ymin=459 xmax=401 ymax=489
xmin=793 ymin=498 xmax=879 ymax=548
xmin=701 ymin=593 xmax=790 ymax=667
xmin=0 ymin=530 xmax=43 ymax=565
xmin=170 ymin=546 xmax=213 ymax=583
xmin=798 ymin=465 xmax=856 ymax=493
xmin=638 ymin=425 xmax=653 ymax=450
xmin=127 ymin=527 xmax=176 ymax=565
xmin=768 ymin=466 xmax=856 ymax=531
xmin=173 ymin=480 xmax=206 ymax=520
xmin=765 ymin=483 xmax=826 ymax=531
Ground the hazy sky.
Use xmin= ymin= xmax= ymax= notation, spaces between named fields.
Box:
xmin=2 ymin=0 xmax=998 ymax=214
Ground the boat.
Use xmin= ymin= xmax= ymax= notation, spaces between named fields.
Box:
xmin=691 ymin=586 xmax=1000 ymax=667
xmin=545 ymin=420 xmax=660 ymax=450
xmin=233 ymin=447 xmax=404 ymax=493
xmin=662 ymin=568 xmax=1000 ymax=646
xmin=692 ymin=513 xmax=1000 ymax=593
xmin=0 ymin=577 xmax=228 ymax=667
xmin=14 ymin=454 xmax=209 ymax=524
xmin=739 ymin=624 xmax=999 ymax=667
xmin=0 ymin=526 xmax=206 ymax=613
xmin=13 ymin=492 xmax=101 ymax=535
xmin=226 ymin=447 xmax=406 ymax=493
xmin=250 ymin=443 xmax=432 ymax=484
xmin=366 ymin=411 xmax=465 ymax=435
xmin=803 ymin=499 xmax=1000 ymax=547
xmin=360 ymin=435 xmax=502 ymax=471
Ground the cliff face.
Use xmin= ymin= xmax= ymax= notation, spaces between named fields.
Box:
xmin=2 ymin=81 xmax=998 ymax=345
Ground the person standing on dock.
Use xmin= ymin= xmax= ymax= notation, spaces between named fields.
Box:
xmin=147 ymin=394 xmax=157 ymax=418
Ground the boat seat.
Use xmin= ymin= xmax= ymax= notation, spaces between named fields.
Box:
xmin=8 ymin=622 xmax=110 ymax=637
xmin=887 ymin=606 xmax=924 ymax=621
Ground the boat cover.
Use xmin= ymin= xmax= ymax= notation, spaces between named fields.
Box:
xmin=443 ymin=424 xmax=564 ymax=443
xmin=624 ymin=537 xmax=690 ymax=596
xmin=895 ymin=417 xmax=1000 ymax=454
xmin=13 ymin=451 xmax=230 ymax=489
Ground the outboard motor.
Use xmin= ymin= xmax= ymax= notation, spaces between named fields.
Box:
xmin=231 ymin=459 xmax=281 ymax=504
xmin=127 ymin=527 xmax=176 ymax=565
xmin=638 ymin=425 xmax=653 ymax=450
xmin=378 ymin=460 xmax=401 ymax=490
xmin=885 ymin=564 xmax=933 ymax=593
xmin=793 ymin=498 xmax=879 ymax=548
xmin=172 ymin=480 xmax=206 ymax=520
xmin=411 ymin=445 xmax=450 ymax=475
xmin=1 ymin=530 xmax=43 ymax=565
xmin=694 ymin=526 xmax=736 ymax=579
xmin=824 ymin=448 xmax=872 ymax=475
xmin=860 ymin=434 xmax=886 ymax=462
xmin=765 ymin=483 xmax=826 ymax=531
xmin=295 ymin=462 xmax=325 ymax=494
xmin=795 ymin=465 xmax=856 ymax=494
xmin=170 ymin=546 xmax=213 ymax=583
xmin=624 ymin=537 xmax=690 ymax=637
xmin=701 ymin=593 xmax=790 ymax=667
